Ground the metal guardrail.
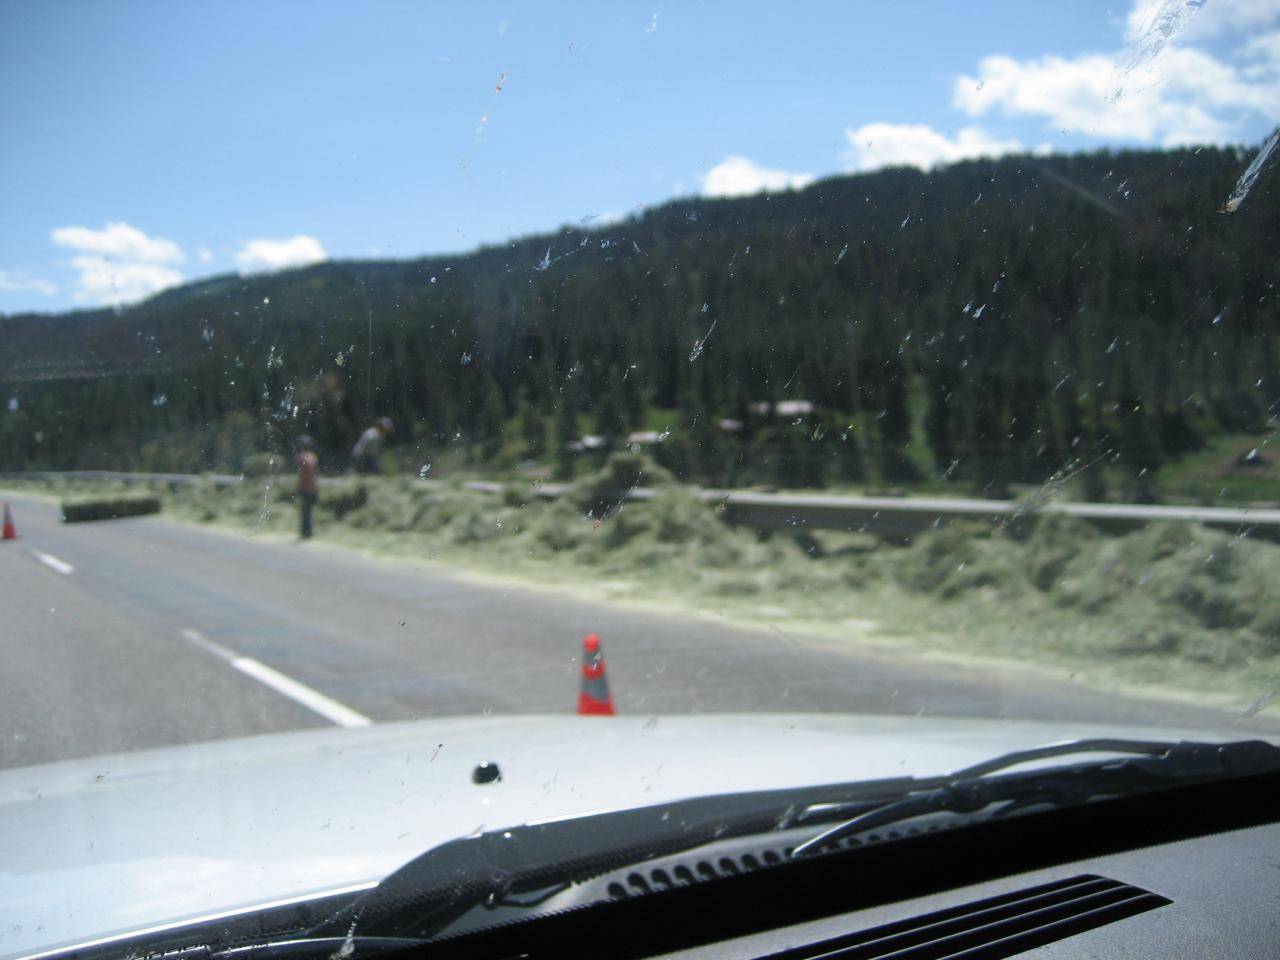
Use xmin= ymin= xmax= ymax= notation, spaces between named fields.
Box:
xmin=701 ymin=490 xmax=1280 ymax=540
xmin=3 ymin=470 xmax=243 ymax=487
xmin=458 ymin=480 xmax=1280 ymax=537
xmin=6 ymin=471 xmax=1280 ymax=540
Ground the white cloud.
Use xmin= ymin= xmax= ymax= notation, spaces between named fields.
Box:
xmin=67 ymin=257 xmax=184 ymax=306
xmin=1128 ymin=0 xmax=1280 ymax=42
xmin=50 ymin=221 xmax=186 ymax=305
xmin=196 ymin=246 xmax=215 ymax=264
xmin=1240 ymin=28 xmax=1280 ymax=71
xmin=953 ymin=0 xmax=1280 ymax=147
xmin=699 ymin=155 xmax=815 ymax=198
xmin=51 ymin=221 xmax=184 ymax=264
xmin=234 ymin=235 xmax=327 ymax=274
xmin=842 ymin=123 xmax=1023 ymax=172
xmin=0 ymin=270 xmax=57 ymax=297
xmin=955 ymin=46 xmax=1278 ymax=145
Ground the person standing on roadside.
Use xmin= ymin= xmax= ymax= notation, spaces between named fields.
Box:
xmin=295 ymin=435 xmax=319 ymax=539
xmin=351 ymin=416 xmax=394 ymax=475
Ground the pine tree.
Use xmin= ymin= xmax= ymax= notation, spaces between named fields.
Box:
xmin=1117 ymin=362 xmax=1162 ymax=502
xmin=621 ymin=365 xmax=645 ymax=428
xmin=968 ymin=371 xmax=1011 ymax=497
xmin=552 ymin=389 xmax=579 ymax=481
xmin=593 ymin=366 xmax=628 ymax=448
xmin=476 ymin=377 xmax=506 ymax=463
xmin=877 ymin=357 xmax=916 ymax=483
xmin=924 ymin=367 xmax=958 ymax=480
xmin=517 ymin=386 xmax=546 ymax=459
xmin=837 ymin=421 xmax=867 ymax=483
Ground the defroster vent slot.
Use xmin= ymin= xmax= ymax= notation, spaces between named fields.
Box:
xmin=756 ymin=873 xmax=1169 ymax=960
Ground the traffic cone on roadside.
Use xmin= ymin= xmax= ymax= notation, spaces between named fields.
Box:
xmin=2 ymin=503 xmax=16 ymax=541
xmin=577 ymin=634 xmax=615 ymax=716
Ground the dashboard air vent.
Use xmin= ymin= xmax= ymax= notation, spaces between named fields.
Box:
xmin=757 ymin=874 xmax=1169 ymax=960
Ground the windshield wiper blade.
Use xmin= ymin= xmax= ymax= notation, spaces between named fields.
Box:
xmin=307 ymin=773 xmax=921 ymax=941
xmin=791 ymin=738 xmax=1280 ymax=858
xmin=308 ymin=738 xmax=1279 ymax=944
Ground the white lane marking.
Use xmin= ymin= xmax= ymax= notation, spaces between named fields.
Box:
xmin=179 ymin=628 xmax=372 ymax=729
xmin=32 ymin=550 xmax=74 ymax=575
xmin=230 ymin=657 xmax=373 ymax=728
xmin=180 ymin=627 xmax=237 ymax=661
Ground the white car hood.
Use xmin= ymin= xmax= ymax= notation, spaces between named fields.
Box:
xmin=0 ymin=712 xmax=1250 ymax=959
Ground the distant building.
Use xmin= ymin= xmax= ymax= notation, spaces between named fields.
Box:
xmin=774 ymin=399 xmax=816 ymax=418
xmin=748 ymin=400 xmax=817 ymax=419
xmin=626 ymin=430 xmax=664 ymax=446
xmin=567 ymin=434 xmax=607 ymax=453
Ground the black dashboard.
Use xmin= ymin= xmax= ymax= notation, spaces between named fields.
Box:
xmin=426 ymin=769 xmax=1280 ymax=959
xmin=655 ymin=819 xmax=1280 ymax=958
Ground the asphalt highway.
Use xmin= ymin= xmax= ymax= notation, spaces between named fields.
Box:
xmin=1 ymin=493 xmax=1271 ymax=769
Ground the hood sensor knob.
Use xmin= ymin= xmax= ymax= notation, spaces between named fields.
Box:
xmin=472 ymin=761 xmax=502 ymax=784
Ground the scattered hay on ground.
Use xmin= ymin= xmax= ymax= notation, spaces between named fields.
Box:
xmin=10 ymin=456 xmax=1280 ymax=704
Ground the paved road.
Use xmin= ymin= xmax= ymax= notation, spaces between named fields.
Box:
xmin=1 ymin=493 xmax=1271 ymax=769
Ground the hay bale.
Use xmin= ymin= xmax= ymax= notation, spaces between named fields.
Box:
xmin=62 ymin=495 xmax=161 ymax=523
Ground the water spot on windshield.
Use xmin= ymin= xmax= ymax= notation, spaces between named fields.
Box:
xmin=1110 ymin=0 xmax=1201 ymax=103
xmin=689 ymin=319 xmax=717 ymax=361
xmin=1240 ymin=686 xmax=1276 ymax=718
xmin=329 ymin=921 xmax=358 ymax=960
xmin=1222 ymin=129 xmax=1279 ymax=213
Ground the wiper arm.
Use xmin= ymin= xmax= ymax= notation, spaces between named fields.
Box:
xmin=307 ymin=773 xmax=920 ymax=941
xmin=307 ymin=738 xmax=1279 ymax=945
xmin=791 ymin=738 xmax=1280 ymax=858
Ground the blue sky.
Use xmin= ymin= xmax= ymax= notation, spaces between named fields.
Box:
xmin=2 ymin=0 xmax=1278 ymax=312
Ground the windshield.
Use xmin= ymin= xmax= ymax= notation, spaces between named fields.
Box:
xmin=2 ymin=0 xmax=1279 ymax=954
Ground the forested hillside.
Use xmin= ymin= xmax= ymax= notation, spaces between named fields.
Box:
xmin=2 ymin=145 xmax=1277 ymax=497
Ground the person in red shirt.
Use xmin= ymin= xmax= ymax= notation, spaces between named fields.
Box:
xmin=295 ymin=435 xmax=319 ymax=539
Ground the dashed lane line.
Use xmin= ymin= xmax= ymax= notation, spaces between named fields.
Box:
xmin=179 ymin=628 xmax=373 ymax=729
xmin=32 ymin=550 xmax=74 ymax=576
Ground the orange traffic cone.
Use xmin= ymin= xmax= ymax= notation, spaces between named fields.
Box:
xmin=2 ymin=502 xmax=16 ymax=541
xmin=577 ymin=634 xmax=615 ymax=715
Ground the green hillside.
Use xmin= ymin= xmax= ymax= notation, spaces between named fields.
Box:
xmin=2 ymin=144 xmax=1277 ymax=498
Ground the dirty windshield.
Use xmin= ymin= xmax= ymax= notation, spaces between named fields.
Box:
xmin=2 ymin=0 xmax=1280 ymax=911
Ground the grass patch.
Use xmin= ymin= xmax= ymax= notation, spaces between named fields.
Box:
xmin=1151 ymin=432 xmax=1280 ymax=505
